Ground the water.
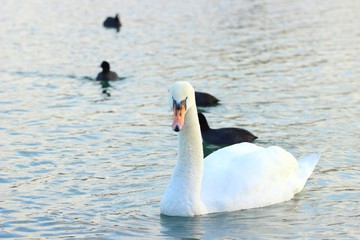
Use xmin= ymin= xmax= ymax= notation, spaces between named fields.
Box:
xmin=1 ymin=0 xmax=359 ymax=238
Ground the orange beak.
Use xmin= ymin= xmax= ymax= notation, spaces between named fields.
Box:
xmin=172 ymin=104 xmax=186 ymax=132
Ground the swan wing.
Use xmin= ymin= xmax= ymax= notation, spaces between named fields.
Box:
xmin=295 ymin=153 xmax=320 ymax=190
xmin=201 ymin=143 xmax=310 ymax=213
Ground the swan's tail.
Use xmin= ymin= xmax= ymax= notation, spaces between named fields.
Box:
xmin=297 ymin=153 xmax=321 ymax=181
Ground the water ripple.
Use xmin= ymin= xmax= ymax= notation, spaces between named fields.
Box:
xmin=1 ymin=0 xmax=360 ymax=238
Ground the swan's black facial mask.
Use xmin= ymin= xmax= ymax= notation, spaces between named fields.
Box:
xmin=172 ymin=97 xmax=188 ymax=132
xmin=172 ymin=97 xmax=187 ymax=111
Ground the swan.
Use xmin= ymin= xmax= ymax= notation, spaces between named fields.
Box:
xmin=160 ymin=81 xmax=320 ymax=217
xmin=198 ymin=112 xmax=258 ymax=145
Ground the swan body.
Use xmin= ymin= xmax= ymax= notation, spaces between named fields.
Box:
xmin=160 ymin=81 xmax=320 ymax=217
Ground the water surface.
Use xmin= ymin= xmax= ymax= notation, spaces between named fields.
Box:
xmin=1 ymin=0 xmax=359 ymax=239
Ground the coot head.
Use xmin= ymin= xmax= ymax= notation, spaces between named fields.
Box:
xmin=100 ymin=61 xmax=110 ymax=72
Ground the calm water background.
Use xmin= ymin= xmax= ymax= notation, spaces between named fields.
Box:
xmin=1 ymin=0 xmax=359 ymax=239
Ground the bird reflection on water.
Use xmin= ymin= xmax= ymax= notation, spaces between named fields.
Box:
xmin=100 ymin=80 xmax=111 ymax=97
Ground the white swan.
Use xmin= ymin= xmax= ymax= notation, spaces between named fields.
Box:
xmin=160 ymin=81 xmax=320 ymax=217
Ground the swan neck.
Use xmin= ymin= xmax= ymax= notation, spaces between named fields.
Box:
xmin=167 ymin=105 xmax=204 ymax=214
xmin=178 ymin=106 xmax=203 ymax=166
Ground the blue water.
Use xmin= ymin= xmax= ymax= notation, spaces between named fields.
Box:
xmin=1 ymin=0 xmax=359 ymax=239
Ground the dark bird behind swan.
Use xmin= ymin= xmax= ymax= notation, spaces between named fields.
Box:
xmin=198 ymin=112 xmax=257 ymax=145
xmin=195 ymin=91 xmax=219 ymax=107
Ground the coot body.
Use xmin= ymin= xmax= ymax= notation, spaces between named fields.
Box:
xmin=103 ymin=14 xmax=122 ymax=31
xmin=195 ymin=91 xmax=219 ymax=107
xmin=96 ymin=61 xmax=119 ymax=81
xmin=198 ymin=112 xmax=257 ymax=145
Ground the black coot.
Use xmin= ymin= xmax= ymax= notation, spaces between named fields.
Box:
xmin=96 ymin=61 xmax=119 ymax=81
xmin=103 ymin=14 xmax=122 ymax=31
xmin=198 ymin=112 xmax=257 ymax=145
xmin=195 ymin=91 xmax=219 ymax=107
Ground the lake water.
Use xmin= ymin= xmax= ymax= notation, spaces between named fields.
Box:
xmin=1 ymin=0 xmax=359 ymax=239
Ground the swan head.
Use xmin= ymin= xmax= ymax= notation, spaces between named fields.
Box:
xmin=168 ymin=81 xmax=196 ymax=132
